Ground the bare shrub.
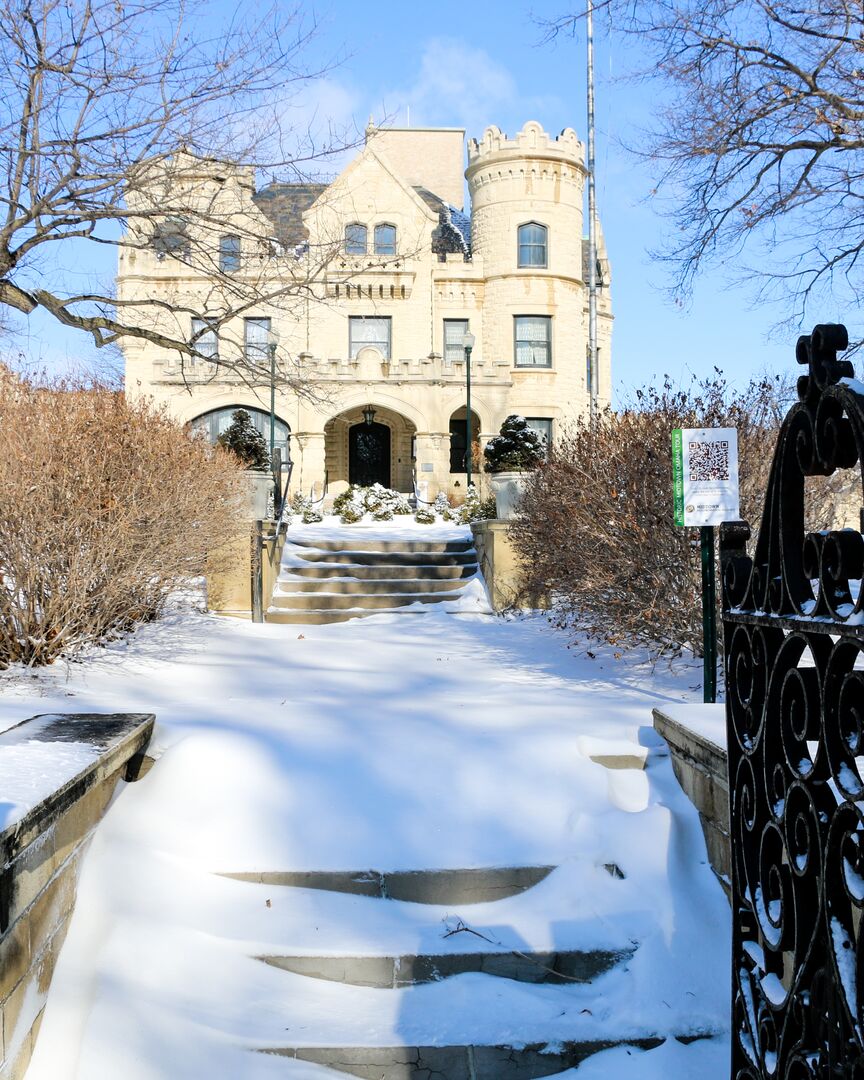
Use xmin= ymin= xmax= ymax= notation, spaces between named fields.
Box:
xmin=511 ymin=374 xmax=788 ymax=656
xmin=0 ymin=371 xmax=245 ymax=667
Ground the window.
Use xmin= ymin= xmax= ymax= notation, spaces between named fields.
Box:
xmin=374 ymin=223 xmax=397 ymax=256
xmin=190 ymin=317 xmax=218 ymax=360
xmin=514 ymin=316 xmax=552 ymax=368
xmin=219 ymin=234 xmax=241 ymax=273
xmin=349 ymin=316 xmax=391 ymax=359
xmin=345 ymin=223 xmax=367 ymax=255
xmin=443 ymin=319 xmax=470 ymax=364
xmin=517 ymin=222 xmax=548 ymax=268
xmin=525 ymin=418 xmax=553 ymax=451
xmin=244 ymin=317 xmax=271 ymax=364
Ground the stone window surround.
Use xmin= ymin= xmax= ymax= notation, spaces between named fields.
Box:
xmin=443 ymin=318 xmax=470 ymax=364
xmin=344 ymin=222 xmax=367 ymax=255
xmin=513 ymin=315 xmax=553 ymax=369
xmin=516 ymin=221 xmax=549 ymax=269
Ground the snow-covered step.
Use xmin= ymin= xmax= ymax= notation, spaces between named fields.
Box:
xmin=290 ymin=549 xmax=477 ymax=566
xmin=259 ymin=944 xmax=633 ymax=987
xmin=271 ymin=591 xmax=461 ymax=611
xmin=260 ymin=1038 xmax=672 ymax=1079
xmin=220 ymin=865 xmax=556 ymax=904
xmin=285 ymin=563 xmax=477 ymax=580
xmin=289 ymin=538 xmax=474 ymax=554
xmin=275 ymin=577 xmax=467 ymax=595
xmin=270 ymin=530 xmax=486 ymax=624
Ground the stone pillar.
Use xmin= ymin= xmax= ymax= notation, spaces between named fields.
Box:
xmin=414 ymin=432 xmax=451 ymax=501
xmin=294 ymin=432 xmax=327 ymax=499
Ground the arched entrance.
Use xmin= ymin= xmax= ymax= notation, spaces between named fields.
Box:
xmin=349 ymin=421 xmax=391 ymax=487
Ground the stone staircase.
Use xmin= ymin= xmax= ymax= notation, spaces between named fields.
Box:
xmin=216 ymin=863 xmax=687 ymax=1079
xmin=267 ymin=535 xmax=483 ymax=624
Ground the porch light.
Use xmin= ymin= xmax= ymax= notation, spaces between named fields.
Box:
xmin=462 ymin=330 xmax=476 ymax=351
xmin=362 ymin=404 xmax=377 ymax=426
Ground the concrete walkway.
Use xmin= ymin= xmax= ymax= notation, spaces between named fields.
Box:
xmin=0 ymin=566 xmax=731 ymax=1079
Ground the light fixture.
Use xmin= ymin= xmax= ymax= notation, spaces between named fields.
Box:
xmin=463 ymin=330 xmax=476 ymax=351
xmin=362 ymin=404 xmax=376 ymax=426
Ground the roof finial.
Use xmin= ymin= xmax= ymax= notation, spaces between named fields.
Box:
xmin=365 ymin=115 xmax=376 ymax=142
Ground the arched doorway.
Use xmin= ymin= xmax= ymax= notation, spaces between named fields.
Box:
xmin=449 ymin=407 xmax=480 ymax=474
xmin=349 ymin=421 xmax=391 ymax=487
xmin=189 ymin=405 xmax=290 ymax=462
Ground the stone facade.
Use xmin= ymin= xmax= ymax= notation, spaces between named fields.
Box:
xmin=119 ymin=121 xmax=612 ymax=500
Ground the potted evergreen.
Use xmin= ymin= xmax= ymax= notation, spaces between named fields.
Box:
xmin=484 ymin=415 xmax=544 ymax=520
xmin=217 ymin=409 xmax=272 ymax=518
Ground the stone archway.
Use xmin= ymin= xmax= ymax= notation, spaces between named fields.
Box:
xmin=324 ymin=405 xmax=417 ymax=492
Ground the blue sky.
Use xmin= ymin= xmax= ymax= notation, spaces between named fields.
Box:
xmin=10 ymin=0 xmax=848 ymax=398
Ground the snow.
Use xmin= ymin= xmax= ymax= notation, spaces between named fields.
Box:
xmin=287 ymin=516 xmax=471 ymax=543
xmin=0 ymin=716 xmax=101 ymax=831
xmin=0 ymin=585 xmax=731 ymax=1079
xmin=656 ymin=703 xmax=727 ymax=751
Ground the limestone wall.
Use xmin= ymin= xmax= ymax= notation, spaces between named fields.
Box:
xmin=0 ymin=714 xmax=155 ymax=1080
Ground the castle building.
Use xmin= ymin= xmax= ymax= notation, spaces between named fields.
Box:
xmin=119 ymin=121 xmax=612 ymax=500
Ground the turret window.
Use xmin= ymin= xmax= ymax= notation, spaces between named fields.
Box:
xmin=345 ymin=223 xmax=367 ymax=255
xmin=374 ymin=223 xmax=397 ymax=256
xmin=514 ymin=316 xmax=552 ymax=368
xmin=517 ymin=222 xmax=548 ymax=268
xmin=219 ymin=234 xmax=241 ymax=272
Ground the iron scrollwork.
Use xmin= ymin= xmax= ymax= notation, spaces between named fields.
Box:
xmin=721 ymin=323 xmax=864 ymax=1078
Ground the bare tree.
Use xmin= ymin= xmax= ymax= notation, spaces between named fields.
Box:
xmin=545 ymin=1 xmax=864 ymax=323
xmin=0 ymin=0 xmax=353 ymax=380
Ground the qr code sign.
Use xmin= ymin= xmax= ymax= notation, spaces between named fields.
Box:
xmin=689 ymin=440 xmax=730 ymax=482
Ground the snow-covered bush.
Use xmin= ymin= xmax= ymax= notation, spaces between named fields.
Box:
xmin=415 ymin=507 xmax=435 ymax=524
xmin=333 ymin=484 xmax=410 ymax=520
xmin=302 ymin=506 xmax=323 ymax=524
xmin=433 ymin=492 xmax=454 ymax=520
xmin=217 ymin=409 xmax=270 ymax=471
xmin=484 ymin=415 xmax=543 ymax=474
xmin=448 ymin=484 xmax=496 ymax=524
xmin=339 ymin=500 xmax=365 ymax=524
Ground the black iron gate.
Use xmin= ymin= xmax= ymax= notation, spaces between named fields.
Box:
xmin=720 ymin=324 xmax=864 ymax=1078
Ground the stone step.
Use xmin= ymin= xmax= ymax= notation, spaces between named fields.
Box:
xmin=275 ymin=577 xmax=468 ymax=595
xmin=289 ymin=538 xmax=474 ymax=554
xmin=265 ymin=609 xmax=429 ymax=624
xmin=283 ymin=563 xmax=477 ymax=580
xmin=260 ymin=1038 xmax=669 ymax=1079
xmin=219 ymin=865 xmax=555 ymax=904
xmin=288 ymin=549 xmax=477 ymax=567
xmin=270 ymin=591 xmax=457 ymax=611
xmin=259 ymin=945 xmax=633 ymax=987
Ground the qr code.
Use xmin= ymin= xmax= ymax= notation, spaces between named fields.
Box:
xmin=689 ymin=440 xmax=730 ymax=482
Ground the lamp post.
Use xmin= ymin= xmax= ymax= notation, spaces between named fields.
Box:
xmin=462 ymin=331 xmax=476 ymax=490
xmin=267 ymin=326 xmax=280 ymax=515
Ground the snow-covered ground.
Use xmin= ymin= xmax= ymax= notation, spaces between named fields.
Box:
xmin=0 ymin=574 xmax=731 ymax=1079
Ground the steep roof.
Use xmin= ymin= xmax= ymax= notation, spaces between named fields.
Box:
xmin=252 ymin=182 xmax=327 ymax=249
xmin=414 ymin=186 xmax=471 ymax=259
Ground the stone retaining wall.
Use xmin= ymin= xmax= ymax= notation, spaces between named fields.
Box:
xmin=0 ymin=714 xmax=154 ymax=1080
xmin=652 ymin=705 xmax=730 ymax=897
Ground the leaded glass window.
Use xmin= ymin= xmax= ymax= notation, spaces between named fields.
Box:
xmin=244 ymin=317 xmax=271 ymax=364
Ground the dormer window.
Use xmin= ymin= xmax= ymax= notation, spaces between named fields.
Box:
xmin=517 ymin=222 xmax=548 ymax=268
xmin=374 ymin=223 xmax=397 ymax=256
xmin=345 ymin=223 xmax=367 ymax=255
xmin=219 ymin=234 xmax=241 ymax=273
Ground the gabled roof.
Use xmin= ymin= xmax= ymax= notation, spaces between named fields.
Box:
xmin=253 ymin=183 xmax=327 ymax=249
xmin=305 ymin=146 xmax=439 ymax=222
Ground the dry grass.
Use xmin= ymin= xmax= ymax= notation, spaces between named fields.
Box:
xmin=0 ymin=371 xmax=245 ymax=666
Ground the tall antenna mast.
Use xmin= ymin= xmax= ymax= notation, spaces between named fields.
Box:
xmin=586 ymin=0 xmax=599 ymax=423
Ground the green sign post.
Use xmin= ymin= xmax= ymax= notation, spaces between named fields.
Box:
xmin=671 ymin=427 xmax=739 ymax=704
